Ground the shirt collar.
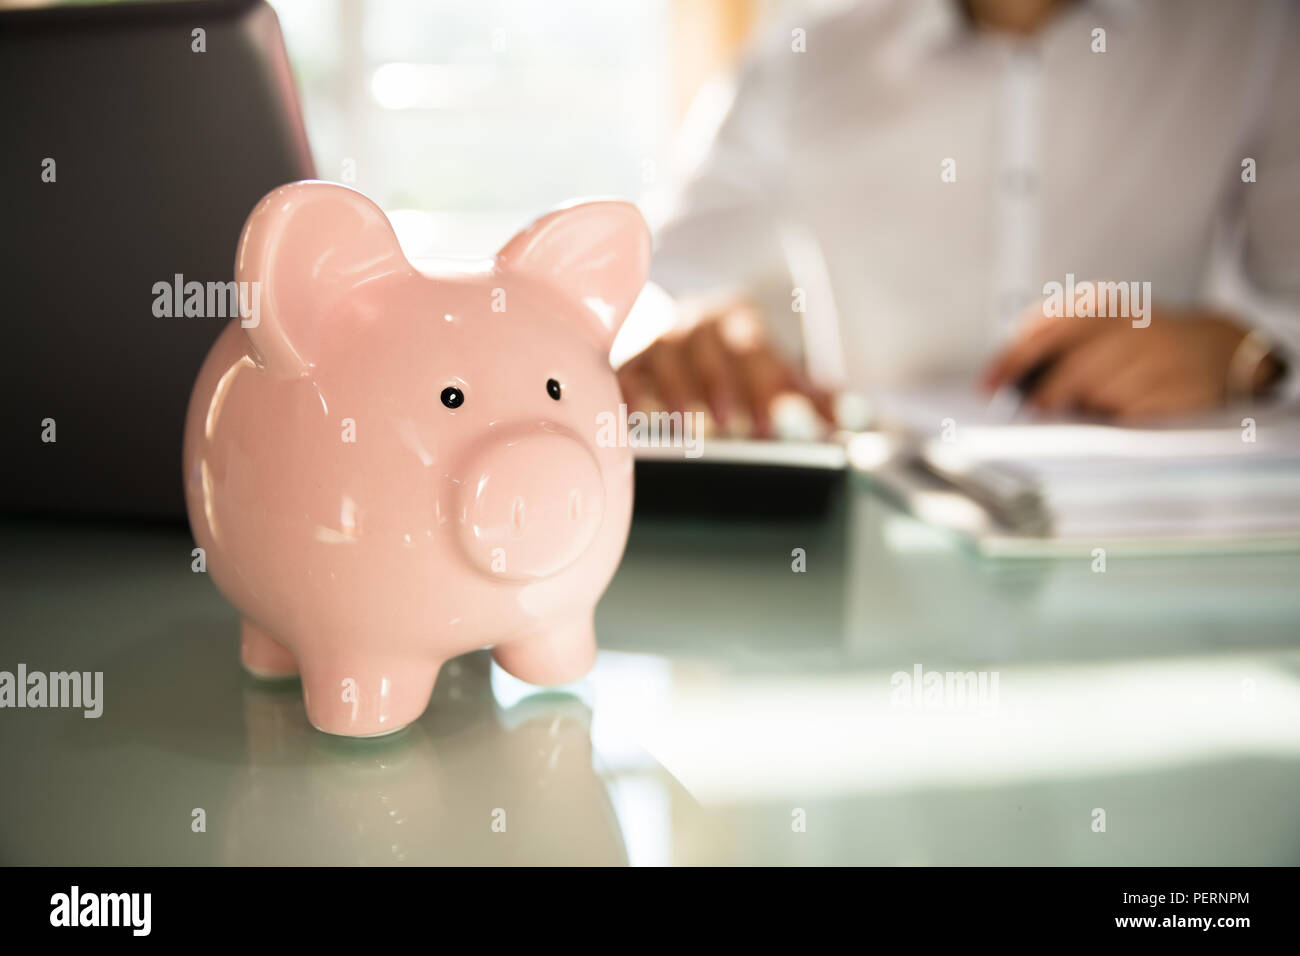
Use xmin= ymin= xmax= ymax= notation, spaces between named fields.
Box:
xmin=900 ymin=0 xmax=1140 ymax=56
xmin=898 ymin=0 xmax=967 ymax=56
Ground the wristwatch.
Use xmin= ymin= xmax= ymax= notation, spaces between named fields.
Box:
xmin=1227 ymin=328 xmax=1287 ymax=400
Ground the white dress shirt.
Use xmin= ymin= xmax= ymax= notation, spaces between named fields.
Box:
xmin=649 ymin=0 xmax=1300 ymax=398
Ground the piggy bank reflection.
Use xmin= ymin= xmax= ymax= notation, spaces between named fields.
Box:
xmin=221 ymin=654 xmax=629 ymax=865
xmin=183 ymin=181 xmax=649 ymax=737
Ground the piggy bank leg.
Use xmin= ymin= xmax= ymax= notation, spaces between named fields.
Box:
xmin=240 ymin=619 xmax=298 ymax=678
xmin=492 ymin=611 xmax=597 ymax=686
xmin=298 ymin=657 xmax=440 ymax=737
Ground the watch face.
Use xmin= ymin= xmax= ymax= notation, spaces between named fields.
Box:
xmin=1231 ymin=330 xmax=1284 ymax=398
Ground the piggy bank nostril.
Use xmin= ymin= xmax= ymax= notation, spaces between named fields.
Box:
xmin=511 ymin=496 xmax=526 ymax=534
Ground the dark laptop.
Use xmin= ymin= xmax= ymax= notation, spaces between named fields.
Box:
xmin=0 ymin=0 xmax=315 ymax=520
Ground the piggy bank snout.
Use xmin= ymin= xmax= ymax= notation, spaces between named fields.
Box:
xmin=457 ymin=431 xmax=605 ymax=580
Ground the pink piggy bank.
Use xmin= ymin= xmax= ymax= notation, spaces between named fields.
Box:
xmin=183 ymin=181 xmax=650 ymax=737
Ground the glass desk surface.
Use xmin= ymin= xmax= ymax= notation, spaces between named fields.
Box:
xmin=2 ymin=477 xmax=1298 ymax=866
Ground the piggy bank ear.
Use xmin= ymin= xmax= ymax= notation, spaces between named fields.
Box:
xmin=235 ymin=181 xmax=411 ymax=376
xmin=496 ymin=201 xmax=651 ymax=351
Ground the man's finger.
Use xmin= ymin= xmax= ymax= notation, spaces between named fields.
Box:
xmin=786 ymin=366 xmax=837 ymax=424
xmin=1113 ymin=382 xmax=1208 ymax=422
xmin=1029 ymin=332 xmax=1135 ymax=411
xmin=983 ymin=311 xmax=1104 ymax=393
xmin=644 ymin=338 xmax=699 ymax=414
xmin=616 ymin=357 xmax=650 ymax=413
xmin=685 ymin=321 xmax=743 ymax=429
xmin=1083 ymin=352 xmax=1179 ymax=416
xmin=734 ymin=347 xmax=791 ymax=437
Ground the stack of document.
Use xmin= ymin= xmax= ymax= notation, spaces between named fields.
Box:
xmin=921 ymin=423 xmax=1300 ymax=542
xmin=865 ymin=384 xmax=1300 ymax=555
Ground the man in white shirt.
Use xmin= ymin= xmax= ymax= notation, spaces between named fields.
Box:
xmin=620 ymin=0 xmax=1298 ymax=434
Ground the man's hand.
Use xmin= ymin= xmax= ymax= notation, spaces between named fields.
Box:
xmin=982 ymin=305 xmax=1278 ymax=421
xmin=617 ymin=301 xmax=834 ymax=437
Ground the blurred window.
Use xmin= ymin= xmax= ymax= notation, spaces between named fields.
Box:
xmin=269 ymin=0 xmax=676 ymax=257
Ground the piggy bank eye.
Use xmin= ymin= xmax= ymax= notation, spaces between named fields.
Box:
xmin=440 ymin=386 xmax=465 ymax=409
xmin=546 ymin=378 xmax=563 ymax=401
